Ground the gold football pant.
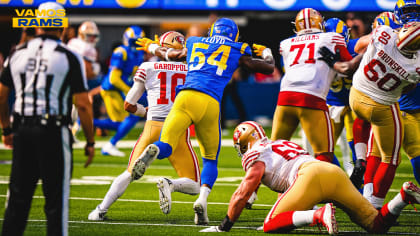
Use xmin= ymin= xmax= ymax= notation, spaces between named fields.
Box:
xmin=100 ymin=89 xmax=128 ymax=122
xmin=264 ymin=161 xmax=378 ymax=231
xmin=401 ymin=111 xmax=420 ymax=160
xmin=160 ymin=90 xmax=221 ymax=160
xmin=349 ymin=88 xmax=403 ymax=165
xmin=271 ymin=105 xmax=334 ymax=154
xmin=127 ymin=120 xmax=200 ymax=182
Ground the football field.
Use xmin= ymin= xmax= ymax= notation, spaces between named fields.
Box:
xmin=0 ymin=132 xmax=419 ymax=235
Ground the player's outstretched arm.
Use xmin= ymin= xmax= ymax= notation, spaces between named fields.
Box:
xmin=239 ymin=44 xmax=275 ymax=74
xmin=201 ymin=161 xmax=265 ymax=232
xmin=136 ymin=37 xmax=187 ymax=61
xmin=318 ymin=46 xmax=363 ymax=76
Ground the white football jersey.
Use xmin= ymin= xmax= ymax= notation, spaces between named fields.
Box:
xmin=133 ymin=61 xmax=187 ymax=121
xmin=279 ymin=32 xmax=348 ymax=99
xmin=67 ymin=38 xmax=97 ymax=62
xmin=353 ymin=26 xmax=420 ymax=105
xmin=241 ymin=138 xmax=316 ymax=193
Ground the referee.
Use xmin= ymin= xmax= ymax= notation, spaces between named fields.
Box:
xmin=0 ymin=2 xmax=95 ymax=236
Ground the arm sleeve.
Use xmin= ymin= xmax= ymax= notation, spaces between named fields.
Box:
xmin=125 ymin=80 xmax=146 ymax=105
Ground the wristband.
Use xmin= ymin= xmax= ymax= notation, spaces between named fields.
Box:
xmin=86 ymin=142 xmax=95 ymax=147
xmin=165 ymin=48 xmax=174 ymax=61
xmin=219 ymin=215 xmax=234 ymax=232
xmin=2 ymin=127 xmax=12 ymax=136
xmin=134 ymin=104 xmax=147 ymax=117
xmin=262 ymin=48 xmax=273 ymax=60
xmin=148 ymin=44 xmax=159 ymax=55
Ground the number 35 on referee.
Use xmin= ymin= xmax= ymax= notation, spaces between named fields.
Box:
xmin=0 ymin=2 xmax=95 ymax=236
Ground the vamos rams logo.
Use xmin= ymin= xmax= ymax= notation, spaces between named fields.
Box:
xmin=12 ymin=8 xmax=68 ymax=28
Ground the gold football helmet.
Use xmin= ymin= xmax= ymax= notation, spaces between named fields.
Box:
xmin=233 ymin=121 xmax=267 ymax=157
xmin=78 ymin=21 xmax=100 ymax=45
xmin=294 ymin=8 xmax=325 ymax=35
xmin=159 ymin=31 xmax=185 ymax=49
xmin=397 ymin=21 xmax=420 ymax=54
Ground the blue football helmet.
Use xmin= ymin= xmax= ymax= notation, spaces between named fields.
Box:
xmin=372 ymin=15 xmax=402 ymax=29
xmin=208 ymin=18 xmax=239 ymax=42
xmin=325 ymin=18 xmax=350 ymax=43
xmin=123 ymin=26 xmax=145 ymax=48
xmin=394 ymin=0 xmax=420 ymax=24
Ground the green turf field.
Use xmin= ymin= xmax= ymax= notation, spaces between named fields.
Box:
xmin=0 ymin=129 xmax=419 ymax=235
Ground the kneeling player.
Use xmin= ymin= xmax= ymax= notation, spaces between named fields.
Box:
xmin=88 ymin=31 xmax=201 ymax=220
xmin=201 ymin=121 xmax=420 ymax=234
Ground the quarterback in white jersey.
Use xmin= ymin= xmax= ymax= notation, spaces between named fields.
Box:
xmin=201 ymin=121 xmax=420 ymax=234
xmin=272 ymin=8 xmax=353 ymax=163
xmin=88 ymin=31 xmax=201 ymax=221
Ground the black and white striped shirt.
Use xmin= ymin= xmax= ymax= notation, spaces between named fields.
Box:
xmin=0 ymin=34 xmax=88 ymax=118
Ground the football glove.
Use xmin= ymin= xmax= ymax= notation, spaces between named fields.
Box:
xmin=252 ymin=44 xmax=267 ymax=57
xmin=136 ymin=35 xmax=159 ymax=53
xmin=199 ymin=226 xmax=225 ymax=232
xmin=350 ymin=159 xmax=366 ymax=189
xmin=318 ymin=46 xmax=340 ymax=68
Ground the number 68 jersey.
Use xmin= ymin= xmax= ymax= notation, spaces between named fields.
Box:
xmin=352 ymin=26 xmax=420 ymax=105
xmin=241 ymin=138 xmax=316 ymax=193
xmin=133 ymin=61 xmax=187 ymax=121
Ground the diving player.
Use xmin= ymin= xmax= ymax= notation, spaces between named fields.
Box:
xmin=135 ymin=17 xmax=275 ymax=225
xmin=88 ymin=31 xmax=201 ymax=220
xmin=200 ymin=121 xmax=420 ymax=234
xmin=94 ymin=26 xmax=147 ymax=157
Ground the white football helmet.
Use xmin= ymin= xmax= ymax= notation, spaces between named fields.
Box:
xmin=159 ymin=31 xmax=185 ymax=49
xmin=233 ymin=121 xmax=267 ymax=157
xmin=78 ymin=21 xmax=100 ymax=45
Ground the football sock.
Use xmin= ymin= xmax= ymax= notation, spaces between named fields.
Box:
xmin=332 ymin=154 xmax=341 ymax=167
xmin=172 ymin=178 xmax=200 ymax=195
xmin=110 ymin=114 xmax=140 ymax=146
xmin=373 ymin=163 xmax=397 ymax=198
xmin=355 ymin=143 xmax=367 ymax=161
xmin=263 ymin=211 xmax=296 ymax=232
xmin=99 ymin=170 xmax=131 ymax=211
xmin=353 ymin=118 xmax=370 ymax=160
xmin=293 ymin=210 xmax=316 ymax=227
xmin=154 ymin=141 xmax=172 ymax=159
xmin=201 ymin=158 xmax=218 ymax=188
xmin=196 ymin=186 xmax=211 ymax=203
xmin=315 ymin=153 xmax=332 ymax=163
xmin=371 ymin=203 xmax=398 ymax=233
xmin=370 ymin=195 xmax=385 ymax=209
xmin=411 ymin=156 xmax=420 ymax=184
xmin=387 ymin=193 xmax=407 ymax=215
xmin=93 ymin=118 xmax=120 ymax=130
xmin=364 ymin=155 xmax=381 ymax=184
xmin=363 ymin=183 xmax=373 ymax=202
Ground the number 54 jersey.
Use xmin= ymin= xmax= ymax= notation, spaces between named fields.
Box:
xmin=241 ymin=138 xmax=316 ymax=193
xmin=134 ymin=61 xmax=187 ymax=121
xmin=279 ymin=32 xmax=352 ymax=100
xmin=353 ymin=26 xmax=420 ymax=105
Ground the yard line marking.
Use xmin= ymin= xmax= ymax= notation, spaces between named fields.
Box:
xmin=0 ymin=219 xmax=419 ymax=235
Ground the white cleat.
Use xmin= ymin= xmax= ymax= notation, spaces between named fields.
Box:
xmin=193 ymin=200 xmax=209 ymax=225
xmin=101 ymin=142 xmax=125 ymax=157
xmin=401 ymin=181 xmax=420 ymax=204
xmin=157 ymin=177 xmax=172 ymax=214
xmin=88 ymin=205 xmax=107 ymax=221
xmin=312 ymin=203 xmax=338 ymax=235
xmin=131 ymin=144 xmax=159 ymax=181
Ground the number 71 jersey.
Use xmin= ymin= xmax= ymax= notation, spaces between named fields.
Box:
xmin=241 ymin=139 xmax=315 ymax=193
xmin=279 ymin=32 xmax=351 ymax=100
xmin=352 ymin=26 xmax=420 ymax=105
xmin=134 ymin=61 xmax=187 ymax=121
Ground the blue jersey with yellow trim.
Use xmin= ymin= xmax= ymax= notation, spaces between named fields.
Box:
xmin=326 ymin=38 xmax=359 ymax=106
xmin=101 ymin=45 xmax=144 ymax=91
xmin=180 ymin=36 xmax=252 ymax=102
xmin=399 ymin=84 xmax=420 ymax=111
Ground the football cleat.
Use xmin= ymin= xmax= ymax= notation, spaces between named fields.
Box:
xmin=401 ymin=181 xmax=420 ymax=205
xmin=131 ymin=144 xmax=159 ymax=181
xmin=157 ymin=177 xmax=173 ymax=214
xmin=101 ymin=142 xmax=125 ymax=157
xmin=193 ymin=199 xmax=209 ymax=225
xmin=199 ymin=226 xmax=225 ymax=232
xmin=312 ymin=203 xmax=338 ymax=235
xmin=88 ymin=205 xmax=107 ymax=221
xmin=350 ymin=159 xmax=366 ymax=189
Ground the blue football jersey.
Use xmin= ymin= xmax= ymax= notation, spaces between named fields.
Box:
xmin=399 ymin=84 xmax=420 ymax=111
xmin=180 ymin=36 xmax=252 ymax=102
xmin=102 ymin=45 xmax=144 ymax=91
xmin=326 ymin=38 xmax=359 ymax=106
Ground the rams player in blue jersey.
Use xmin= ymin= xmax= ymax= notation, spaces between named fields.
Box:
xmin=395 ymin=0 xmax=420 ymax=184
xmin=94 ymin=26 xmax=147 ymax=157
xmin=324 ymin=18 xmax=358 ymax=175
xmin=135 ymin=18 xmax=274 ymax=225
